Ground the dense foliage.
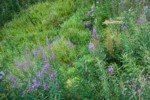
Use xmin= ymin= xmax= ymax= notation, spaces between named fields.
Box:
xmin=0 ymin=0 xmax=150 ymax=99
xmin=0 ymin=0 xmax=52 ymax=27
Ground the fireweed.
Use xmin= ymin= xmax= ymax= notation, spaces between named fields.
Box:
xmin=24 ymin=63 xmax=58 ymax=94
xmin=11 ymin=46 xmax=59 ymax=96
xmin=52 ymin=53 xmax=56 ymax=60
xmin=2 ymin=1 xmax=149 ymax=99
xmin=108 ymin=66 xmax=114 ymax=74
xmin=9 ymin=76 xmax=18 ymax=88
xmin=34 ymin=50 xmax=38 ymax=58
xmin=89 ymin=43 xmax=96 ymax=51
xmin=137 ymin=17 xmax=143 ymax=25
xmin=92 ymin=27 xmax=97 ymax=38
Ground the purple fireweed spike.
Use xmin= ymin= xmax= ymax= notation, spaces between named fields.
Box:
xmin=44 ymin=63 xmax=50 ymax=69
xmin=92 ymin=27 xmax=97 ymax=37
xmin=47 ymin=42 xmax=51 ymax=50
xmin=88 ymin=43 xmax=95 ymax=51
xmin=33 ymin=80 xmax=40 ymax=87
xmin=40 ymin=47 xmax=44 ymax=54
xmin=108 ymin=66 xmax=114 ymax=74
xmin=137 ymin=17 xmax=143 ymax=25
xmin=24 ymin=57 xmax=31 ymax=69
xmin=28 ymin=85 xmax=35 ymax=92
xmin=43 ymin=54 xmax=47 ymax=61
xmin=9 ymin=76 xmax=17 ymax=83
xmin=50 ymin=72 xmax=56 ymax=80
xmin=37 ymin=71 xmax=43 ymax=79
xmin=43 ymin=63 xmax=50 ymax=74
xmin=34 ymin=50 xmax=38 ymax=58
xmin=9 ymin=76 xmax=18 ymax=88
xmin=43 ymin=84 xmax=47 ymax=90
xmin=52 ymin=53 xmax=56 ymax=60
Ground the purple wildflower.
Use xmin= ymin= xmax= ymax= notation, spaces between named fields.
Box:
xmin=9 ymin=76 xmax=18 ymax=88
xmin=33 ymin=80 xmax=40 ymax=87
xmin=34 ymin=50 xmax=38 ymax=58
xmin=52 ymin=53 xmax=56 ymax=60
xmin=43 ymin=84 xmax=47 ymax=90
xmin=50 ymin=72 xmax=56 ymax=80
xmin=37 ymin=71 xmax=43 ymax=79
xmin=43 ymin=54 xmax=47 ymax=61
xmin=88 ymin=43 xmax=95 ymax=51
xmin=108 ymin=66 xmax=114 ymax=74
xmin=44 ymin=63 xmax=50 ymax=69
xmin=47 ymin=42 xmax=51 ymax=50
xmin=68 ymin=42 xmax=74 ymax=48
xmin=43 ymin=63 xmax=50 ymax=74
xmin=24 ymin=57 xmax=30 ymax=69
xmin=92 ymin=27 xmax=97 ymax=37
xmin=137 ymin=17 xmax=143 ymax=25
xmin=9 ymin=76 xmax=17 ymax=83
xmin=40 ymin=47 xmax=44 ymax=54
xmin=28 ymin=85 xmax=35 ymax=92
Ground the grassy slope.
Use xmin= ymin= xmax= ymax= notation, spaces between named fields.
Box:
xmin=0 ymin=0 xmax=91 ymax=71
xmin=0 ymin=0 xmax=93 ymax=99
xmin=1 ymin=0 xmax=149 ymax=99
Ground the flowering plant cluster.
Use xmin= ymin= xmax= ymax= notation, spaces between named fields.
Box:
xmin=7 ymin=43 xmax=60 ymax=98
xmin=0 ymin=0 xmax=149 ymax=99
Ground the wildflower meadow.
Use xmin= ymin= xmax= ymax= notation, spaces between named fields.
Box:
xmin=0 ymin=0 xmax=150 ymax=99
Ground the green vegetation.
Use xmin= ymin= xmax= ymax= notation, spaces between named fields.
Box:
xmin=0 ymin=0 xmax=150 ymax=99
xmin=0 ymin=0 xmax=51 ymax=27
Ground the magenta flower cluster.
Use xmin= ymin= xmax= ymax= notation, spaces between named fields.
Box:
xmin=12 ymin=44 xmax=59 ymax=94
xmin=25 ymin=62 xmax=57 ymax=93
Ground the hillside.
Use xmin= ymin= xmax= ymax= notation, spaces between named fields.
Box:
xmin=0 ymin=0 xmax=150 ymax=99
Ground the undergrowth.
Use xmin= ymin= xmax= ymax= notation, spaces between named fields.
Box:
xmin=0 ymin=0 xmax=150 ymax=99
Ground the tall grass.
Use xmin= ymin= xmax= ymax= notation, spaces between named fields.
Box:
xmin=0 ymin=0 xmax=150 ymax=99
